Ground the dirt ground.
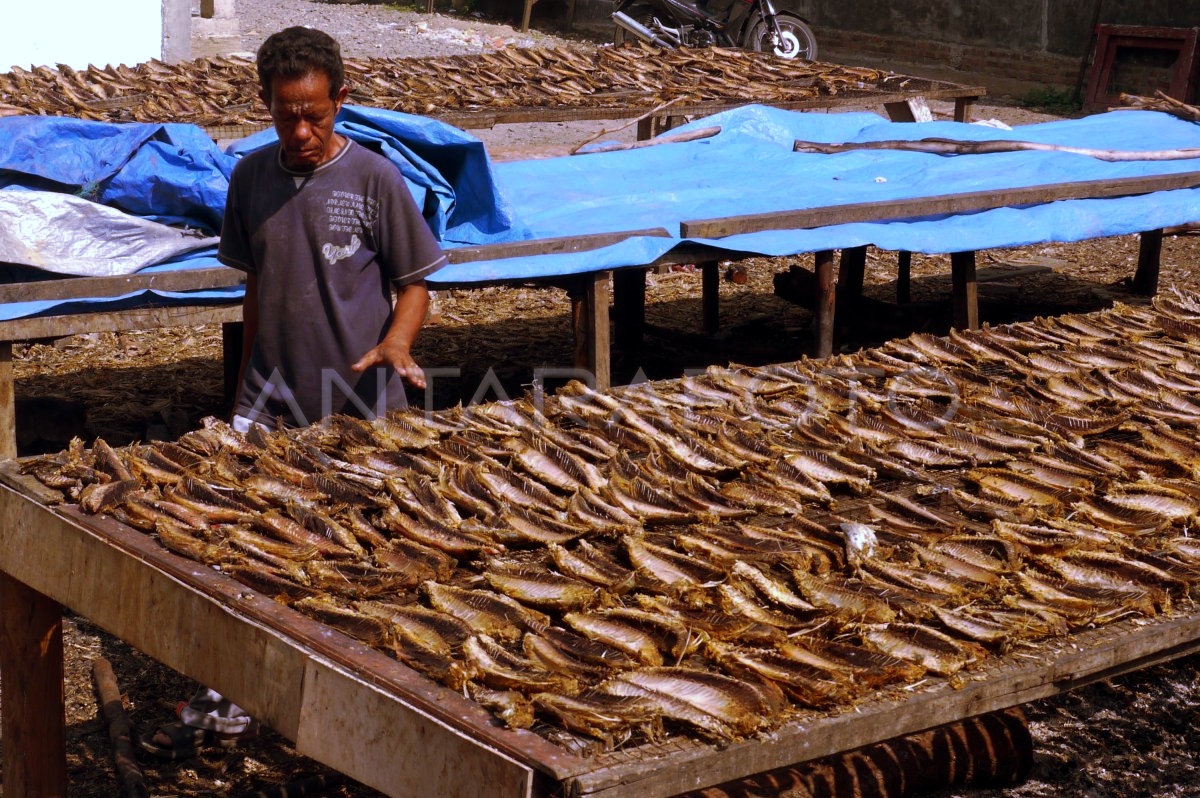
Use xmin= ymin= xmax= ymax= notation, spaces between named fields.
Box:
xmin=6 ymin=74 xmax=1200 ymax=798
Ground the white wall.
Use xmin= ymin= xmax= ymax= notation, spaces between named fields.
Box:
xmin=1 ymin=0 xmax=165 ymax=70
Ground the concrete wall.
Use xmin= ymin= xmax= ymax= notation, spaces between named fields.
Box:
xmin=1 ymin=0 xmax=191 ymax=70
xmin=572 ymin=0 xmax=1200 ymax=92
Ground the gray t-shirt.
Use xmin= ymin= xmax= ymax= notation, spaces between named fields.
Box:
xmin=218 ymin=139 xmax=447 ymax=427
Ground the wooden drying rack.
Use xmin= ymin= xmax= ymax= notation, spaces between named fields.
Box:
xmin=4 ymin=446 xmax=1200 ymax=795
xmin=0 ymin=163 xmax=1186 ymax=460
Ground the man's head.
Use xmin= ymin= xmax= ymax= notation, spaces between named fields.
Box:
xmin=256 ymin=27 xmax=349 ymax=171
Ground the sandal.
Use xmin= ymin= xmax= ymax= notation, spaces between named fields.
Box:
xmin=140 ymin=719 xmax=260 ymax=760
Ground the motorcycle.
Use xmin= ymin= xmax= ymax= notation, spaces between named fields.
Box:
xmin=612 ymin=0 xmax=817 ymax=60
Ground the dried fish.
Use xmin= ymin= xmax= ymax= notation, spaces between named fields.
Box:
xmin=463 ymin=634 xmax=580 ymax=694
xmin=862 ymin=623 xmax=987 ymax=676
xmin=423 ymin=583 xmax=548 ymax=642
xmin=483 ymin=563 xmax=603 ymax=611
xmin=600 ymin=666 xmax=782 ymax=740
xmin=706 ymin=639 xmax=848 ymax=707
xmin=532 ymin=691 xmax=660 ymax=745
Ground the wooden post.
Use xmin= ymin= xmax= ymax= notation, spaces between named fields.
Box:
xmin=950 ymin=250 xmax=979 ymax=330
xmin=0 ymin=573 xmax=68 ymax=798
xmin=813 ymin=250 xmax=836 ymax=358
xmin=953 ymin=96 xmax=977 ymax=122
xmin=0 ymin=341 xmax=13 ymax=459
xmin=569 ymin=272 xmax=612 ymax=390
xmin=897 ymin=251 xmax=912 ymax=304
xmin=701 ymin=261 xmax=720 ymax=333
xmin=836 ymin=246 xmax=867 ymax=318
xmin=884 ymin=97 xmax=933 ymax=123
xmin=612 ymin=268 xmax=647 ymax=352
xmin=221 ymin=321 xmax=243 ymax=414
xmin=1132 ymin=228 xmax=1164 ymax=296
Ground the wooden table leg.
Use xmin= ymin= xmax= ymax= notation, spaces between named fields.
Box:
xmin=520 ymin=0 xmax=537 ymax=31
xmin=897 ymin=251 xmax=912 ymax=304
xmin=0 ymin=341 xmax=14 ymax=459
xmin=950 ymin=250 xmax=980 ymax=330
xmin=813 ymin=250 xmax=836 ymax=358
xmin=221 ymin=321 xmax=243 ymax=414
xmin=0 ymin=572 xmax=68 ymax=797
xmin=1132 ymin=228 xmax=1164 ymax=296
xmin=953 ymin=96 xmax=978 ymax=122
xmin=612 ymin=268 xmax=647 ymax=351
xmin=570 ymin=272 xmax=611 ymax=391
xmin=701 ymin=261 xmax=720 ymax=334
xmin=836 ymin=246 xmax=867 ymax=318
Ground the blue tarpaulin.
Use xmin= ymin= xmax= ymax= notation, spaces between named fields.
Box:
xmin=429 ymin=105 xmax=1200 ymax=283
xmin=1 ymin=104 xmax=1199 ymax=320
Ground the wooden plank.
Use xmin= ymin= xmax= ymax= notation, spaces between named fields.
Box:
xmin=950 ymin=250 xmax=979 ymax=330
xmin=566 ymin=611 xmax=1200 ymax=797
xmin=812 ymin=250 xmax=836 ymax=358
xmin=446 ymin=228 xmax=672 ymax=265
xmin=1133 ymin=228 xmax=1165 ymax=295
xmin=701 ymin=261 xmax=720 ymax=333
xmin=0 ymin=303 xmax=242 ymax=343
xmin=0 ymin=266 xmax=243 ymax=305
xmin=680 ymin=170 xmax=1200 ymax=240
xmin=298 ymin=658 xmax=533 ymax=798
xmin=0 ymin=572 xmax=67 ymax=798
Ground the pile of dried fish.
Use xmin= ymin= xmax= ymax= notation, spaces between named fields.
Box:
xmin=22 ymin=287 xmax=1200 ymax=752
xmin=0 ymin=45 xmax=900 ymax=126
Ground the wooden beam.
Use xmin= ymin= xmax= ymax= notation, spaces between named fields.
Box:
xmin=0 ymin=266 xmax=242 ymax=305
xmin=680 ymin=170 xmax=1200 ymax=240
xmin=1133 ymin=228 xmax=1164 ymax=296
xmin=0 ymin=572 xmax=67 ymax=798
xmin=812 ymin=250 xmax=836 ymax=358
xmin=570 ymin=272 xmax=611 ymax=390
xmin=446 ymin=228 xmax=672 ymax=265
xmin=0 ymin=304 xmax=241 ymax=343
xmin=701 ymin=261 xmax=720 ymax=333
xmin=950 ymin=250 xmax=979 ymax=330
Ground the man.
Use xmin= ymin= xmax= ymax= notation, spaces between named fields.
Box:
xmin=142 ymin=25 xmax=446 ymax=759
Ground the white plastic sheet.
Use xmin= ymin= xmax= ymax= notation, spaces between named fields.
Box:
xmin=0 ymin=190 xmax=218 ymax=277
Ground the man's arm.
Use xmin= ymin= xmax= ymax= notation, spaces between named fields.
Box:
xmin=351 ymin=280 xmax=430 ymax=389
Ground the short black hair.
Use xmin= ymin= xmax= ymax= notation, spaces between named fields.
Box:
xmin=256 ymin=26 xmax=345 ymax=102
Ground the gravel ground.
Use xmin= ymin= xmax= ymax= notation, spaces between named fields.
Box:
xmin=5 ymin=3 xmax=1200 ymax=796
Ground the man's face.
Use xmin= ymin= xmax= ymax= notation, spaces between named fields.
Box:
xmin=263 ymin=71 xmax=348 ymax=171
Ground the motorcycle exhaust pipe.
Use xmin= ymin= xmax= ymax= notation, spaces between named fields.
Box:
xmin=613 ymin=11 xmax=679 ymax=48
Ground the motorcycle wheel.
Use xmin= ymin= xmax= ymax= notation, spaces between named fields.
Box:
xmin=614 ymin=2 xmax=658 ymax=46
xmin=743 ymin=13 xmax=817 ymax=59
